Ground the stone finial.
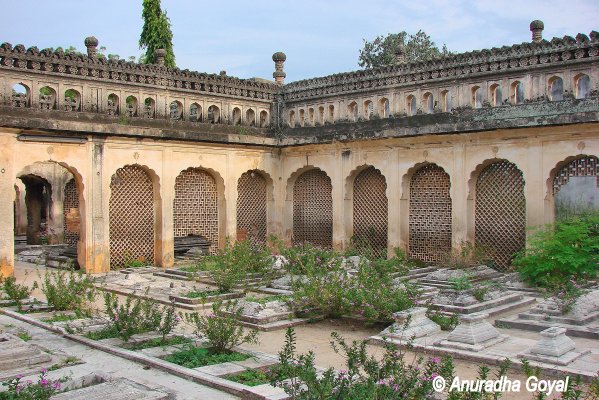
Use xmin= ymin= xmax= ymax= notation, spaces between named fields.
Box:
xmin=154 ymin=48 xmax=166 ymax=66
xmin=272 ymin=51 xmax=287 ymax=85
xmin=394 ymin=42 xmax=406 ymax=64
xmin=84 ymin=36 xmax=99 ymax=58
xmin=530 ymin=20 xmax=544 ymax=43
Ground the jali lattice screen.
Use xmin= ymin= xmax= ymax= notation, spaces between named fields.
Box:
xmin=63 ymin=178 xmax=79 ymax=246
xmin=237 ymin=171 xmax=267 ymax=243
xmin=293 ymin=169 xmax=333 ymax=248
xmin=109 ymin=165 xmax=155 ymax=268
xmin=553 ymin=156 xmax=598 ymax=194
xmin=173 ymin=168 xmax=219 ymax=253
xmin=409 ymin=164 xmax=452 ymax=263
xmin=353 ymin=167 xmax=388 ymax=256
xmin=475 ymin=161 xmax=525 ymax=270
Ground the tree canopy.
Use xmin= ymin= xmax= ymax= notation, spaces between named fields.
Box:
xmin=139 ymin=0 xmax=175 ymax=67
xmin=358 ymin=30 xmax=450 ymax=69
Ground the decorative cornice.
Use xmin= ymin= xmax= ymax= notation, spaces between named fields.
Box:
xmin=282 ymin=32 xmax=599 ymax=103
xmin=0 ymin=42 xmax=279 ymax=102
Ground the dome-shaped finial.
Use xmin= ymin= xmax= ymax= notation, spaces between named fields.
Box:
xmin=530 ymin=20 xmax=544 ymax=43
xmin=394 ymin=42 xmax=406 ymax=64
xmin=154 ymin=48 xmax=166 ymax=66
xmin=272 ymin=51 xmax=287 ymax=85
xmin=84 ymin=36 xmax=99 ymax=58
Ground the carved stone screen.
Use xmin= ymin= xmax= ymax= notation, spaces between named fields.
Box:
xmin=63 ymin=178 xmax=80 ymax=246
xmin=475 ymin=161 xmax=525 ymax=270
xmin=237 ymin=171 xmax=267 ymax=243
xmin=173 ymin=168 xmax=218 ymax=253
xmin=109 ymin=165 xmax=155 ymax=268
xmin=353 ymin=167 xmax=388 ymax=256
xmin=293 ymin=169 xmax=333 ymax=247
xmin=409 ymin=164 xmax=452 ymax=263
xmin=553 ymin=156 xmax=598 ymax=218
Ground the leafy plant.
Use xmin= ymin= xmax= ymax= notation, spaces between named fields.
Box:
xmin=15 ymin=331 xmax=32 ymax=341
xmin=444 ymin=241 xmax=492 ymax=269
xmin=448 ymin=275 xmax=473 ymax=292
xmin=0 ymin=369 xmax=63 ymax=400
xmin=101 ymin=292 xmax=161 ymax=341
xmin=39 ymin=269 xmax=96 ymax=316
xmin=472 ymin=286 xmax=489 ymax=302
xmin=164 ymin=346 xmax=249 ymax=368
xmin=227 ymin=367 xmax=282 ymax=386
xmin=183 ymin=300 xmax=259 ymax=354
xmin=514 ymin=212 xmax=599 ymax=290
xmin=426 ymin=309 xmax=458 ymax=331
xmin=1 ymin=276 xmax=34 ymax=311
xmin=157 ymin=301 xmax=180 ymax=343
xmin=124 ymin=335 xmax=190 ymax=351
xmin=139 ymin=0 xmax=176 ymax=67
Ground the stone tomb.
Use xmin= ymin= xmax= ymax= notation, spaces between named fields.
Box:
xmin=496 ymin=287 xmax=599 ymax=339
xmin=0 ymin=333 xmax=52 ymax=379
xmin=518 ymin=327 xmax=590 ymax=366
xmin=51 ymin=378 xmax=169 ymax=400
xmin=224 ymin=298 xmax=309 ymax=331
xmin=378 ymin=307 xmax=441 ymax=343
xmin=435 ymin=312 xmax=508 ymax=351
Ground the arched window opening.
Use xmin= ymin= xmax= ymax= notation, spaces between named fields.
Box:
xmin=348 ymin=102 xmax=358 ymax=122
xmin=423 ymin=92 xmax=434 ymax=114
xmin=308 ymin=108 xmax=315 ymax=126
xmin=441 ymin=90 xmax=452 ymax=112
xmin=169 ymin=101 xmax=183 ymax=120
xmin=472 ymin=86 xmax=483 ymax=109
xmin=490 ymin=84 xmax=502 ymax=106
xmin=511 ymin=81 xmax=525 ymax=105
xmin=289 ymin=110 xmax=296 ymax=127
xmin=364 ymin=100 xmax=374 ymax=119
xmin=259 ymin=110 xmax=268 ymax=128
xmin=299 ymin=109 xmax=305 ymax=127
xmin=549 ymin=77 xmax=564 ymax=101
xmin=575 ymin=74 xmax=590 ymax=99
xmin=11 ymin=83 xmax=29 ymax=108
xmin=318 ymin=106 xmax=325 ymax=125
xmin=406 ymin=95 xmax=416 ymax=116
xmin=189 ymin=103 xmax=201 ymax=122
xmin=232 ymin=107 xmax=242 ymax=125
xmin=64 ymin=89 xmax=81 ymax=111
xmin=328 ymin=105 xmax=335 ymax=123
xmin=125 ymin=96 xmax=138 ymax=117
xmin=553 ymin=156 xmax=598 ymax=219
xmin=107 ymin=93 xmax=119 ymax=115
xmin=39 ymin=86 xmax=56 ymax=110
xmin=143 ymin=98 xmax=156 ymax=119
xmin=208 ymin=105 xmax=220 ymax=123
xmin=246 ymin=108 xmax=256 ymax=126
xmin=378 ymin=98 xmax=390 ymax=118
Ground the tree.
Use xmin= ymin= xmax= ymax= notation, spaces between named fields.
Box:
xmin=139 ymin=0 xmax=175 ymax=67
xmin=358 ymin=30 xmax=450 ymax=69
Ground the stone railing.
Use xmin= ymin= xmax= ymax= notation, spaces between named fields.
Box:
xmin=283 ymin=32 xmax=599 ymax=103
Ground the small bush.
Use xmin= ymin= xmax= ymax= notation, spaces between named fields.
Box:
xmin=164 ymin=346 xmax=249 ymax=368
xmin=426 ymin=309 xmax=458 ymax=331
xmin=39 ymin=269 xmax=96 ymax=316
xmin=183 ymin=300 xmax=259 ymax=353
xmin=102 ymin=292 xmax=161 ymax=341
xmin=514 ymin=213 xmax=599 ymax=290
xmin=1 ymin=276 xmax=34 ymax=310
xmin=0 ymin=369 xmax=63 ymax=399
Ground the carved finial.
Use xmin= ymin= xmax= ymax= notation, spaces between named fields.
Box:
xmin=84 ymin=36 xmax=99 ymax=58
xmin=394 ymin=42 xmax=406 ymax=64
xmin=530 ymin=20 xmax=544 ymax=43
xmin=154 ymin=48 xmax=166 ymax=66
xmin=272 ymin=51 xmax=287 ymax=85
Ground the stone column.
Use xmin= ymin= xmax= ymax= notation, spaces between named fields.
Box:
xmin=14 ymin=180 xmax=27 ymax=235
xmin=452 ymin=143 xmax=467 ymax=248
xmin=332 ymin=148 xmax=345 ymax=251
xmin=160 ymin=149 xmax=175 ymax=269
xmin=526 ymin=138 xmax=544 ymax=236
xmin=86 ymin=139 xmax=110 ymax=273
xmin=0 ymin=131 xmax=15 ymax=277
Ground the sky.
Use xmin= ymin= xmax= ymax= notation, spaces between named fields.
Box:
xmin=1 ymin=0 xmax=597 ymax=82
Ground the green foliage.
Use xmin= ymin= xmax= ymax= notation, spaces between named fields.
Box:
xmin=39 ymin=269 xmax=96 ymax=316
xmin=157 ymin=301 xmax=180 ymax=343
xmin=123 ymin=252 xmax=147 ymax=268
xmin=226 ymin=367 xmax=281 ymax=386
xmin=183 ymin=300 xmax=259 ymax=353
xmin=243 ymin=295 xmax=290 ymax=305
xmin=359 ymin=30 xmax=451 ymax=69
xmin=205 ymin=240 xmax=273 ymax=293
xmin=281 ymin=244 xmax=338 ymax=275
xmin=520 ymin=358 xmax=595 ymax=400
xmin=124 ymin=335 xmax=190 ymax=351
xmin=181 ymin=289 xmax=222 ymax=298
xmin=270 ymin=328 xmax=453 ymax=399
xmin=164 ymin=346 xmax=249 ymax=368
xmin=448 ymin=275 xmax=474 ymax=293
xmin=41 ymin=313 xmax=77 ymax=323
xmin=514 ymin=213 xmax=599 ymax=290
xmin=426 ymin=309 xmax=458 ymax=331
xmin=15 ymin=331 xmax=32 ymax=342
xmin=1 ymin=276 xmax=34 ymax=311
xmin=101 ymin=292 xmax=161 ymax=342
xmin=0 ymin=369 xmax=63 ymax=400
xmin=444 ymin=241 xmax=493 ymax=269
xmin=139 ymin=0 xmax=175 ymax=67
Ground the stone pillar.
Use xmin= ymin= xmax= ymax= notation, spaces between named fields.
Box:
xmin=526 ymin=138 xmax=544 ymax=235
xmin=332 ymin=149 xmax=345 ymax=251
xmin=160 ymin=150 xmax=175 ymax=269
xmin=86 ymin=139 xmax=110 ymax=273
xmin=272 ymin=52 xmax=287 ymax=85
xmin=84 ymin=36 xmax=99 ymax=58
xmin=530 ymin=20 xmax=544 ymax=43
xmin=0 ymin=132 xmax=15 ymax=277
xmin=452 ymin=143 xmax=467 ymax=248
xmin=14 ymin=180 xmax=27 ymax=236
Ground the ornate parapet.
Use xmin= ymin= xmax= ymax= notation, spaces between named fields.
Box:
xmin=0 ymin=40 xmax=278 ymax=131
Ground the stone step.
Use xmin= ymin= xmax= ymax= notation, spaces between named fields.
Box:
xmin=51 ymin=379 xmax=169 ymax=400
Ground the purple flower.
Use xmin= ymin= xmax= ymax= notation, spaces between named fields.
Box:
xmin=52 ymin=381 xmax=61 ymax=390
xmin=431 ymin=357 xmax=440 ymax=364
xmin=40 ymin=378 xmax=49 ymax=387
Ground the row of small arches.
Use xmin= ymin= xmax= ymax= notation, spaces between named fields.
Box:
xmin=10 ymin=84 xmax=269 ymax=127
xmin=288 ymin=73 xmax=592 ymax=126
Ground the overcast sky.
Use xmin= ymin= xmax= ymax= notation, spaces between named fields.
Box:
xmin=1 ymin=1 xmax=597 ymax=82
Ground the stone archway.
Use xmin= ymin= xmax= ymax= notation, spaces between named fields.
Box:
xmin=292 ymin=169 xmax=333 ymax=248
xmin=552 ymin=155 xmax=598 ymax=219
xmin=408 ymin=164 xmax=452 ymax=263
xmin=352 ymin=166 xmax=388 ymax=257
xmin=109 ymin=165 xmax=156 ymax=268
xmin=475 ymin=160 xmax=525 ymax=270
xmin=237 ymin=170 xmax=268 ymax=243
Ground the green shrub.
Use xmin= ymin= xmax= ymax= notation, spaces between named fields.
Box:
xmin=164 ymin=346 xmax=249 ymax=368
xmin=514 ymin=213 xmax=599 ymax=290
xmin=0 ymin=369 xmax=64 ymax=399
xmin=102 ymin=292 xmax=161 ymax=341
xmin=281 ymin=244 xmax=338 ymax=275
xmin=39 ymin=269 xmax=96 ymax=316
xmin=1 ymin=276 xmax=34 ymax=310
xmin=426 ymin=309 xmax=458 ymax=331
xmin=183 ymin=300 xmax=259 ymax=353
